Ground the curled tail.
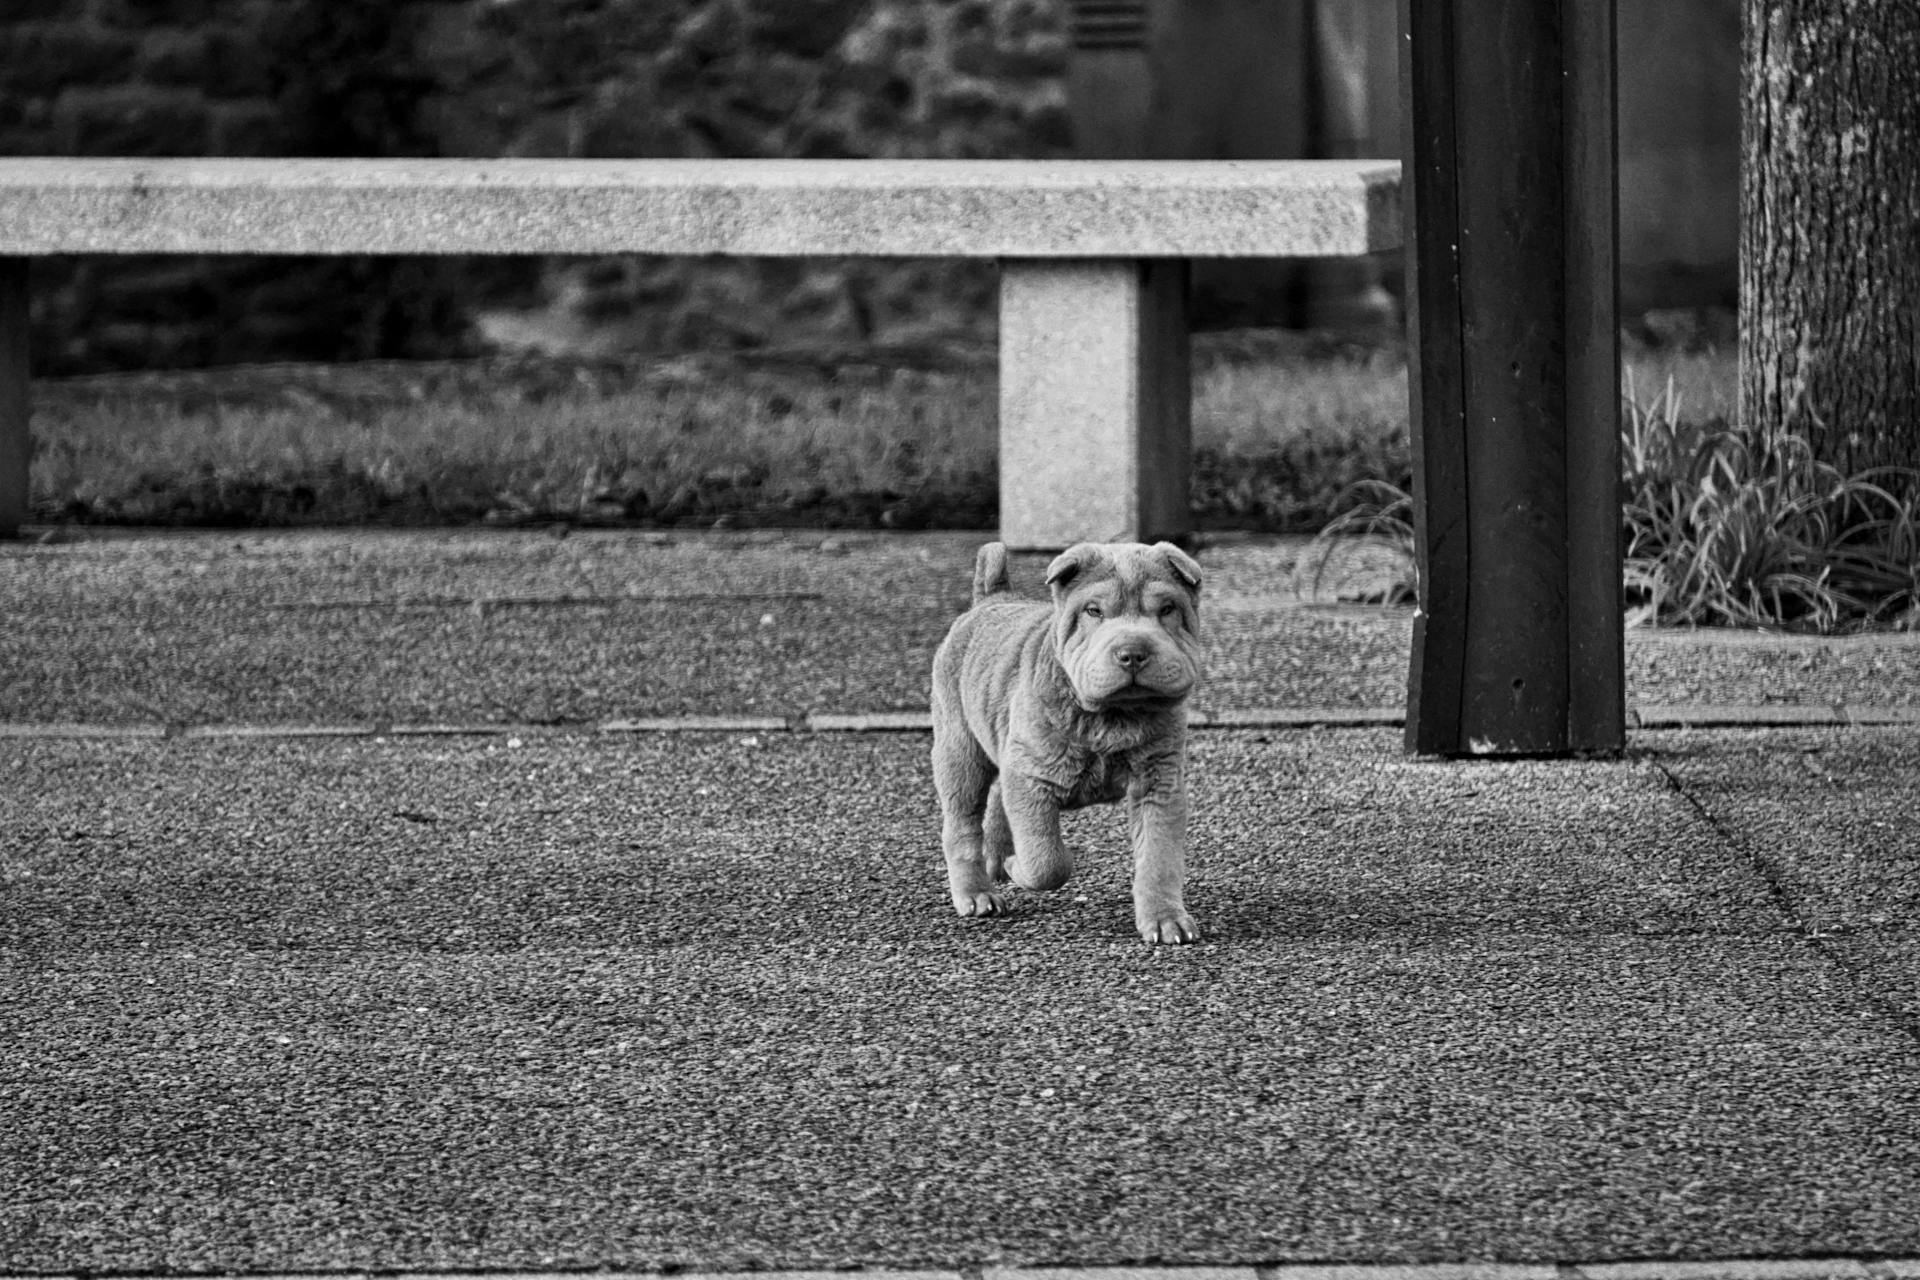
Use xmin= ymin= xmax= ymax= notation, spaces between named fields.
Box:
xmin=971 ymin=541 xmax=1011 ymax=604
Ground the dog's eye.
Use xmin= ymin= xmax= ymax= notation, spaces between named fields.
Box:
xmin=1157 ymin=601 xmax=1179 ymax=618
xmin=1084 ymin=603 xmax=1104 ymax=618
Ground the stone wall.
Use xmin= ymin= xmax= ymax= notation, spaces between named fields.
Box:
xmin=3 ymin=0 xmax=1072 ymax=373
xmin=3 ymin=0 xmax=281 ymax=159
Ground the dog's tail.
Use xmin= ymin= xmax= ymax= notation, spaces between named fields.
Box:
xmin=972 ymin=541 xmax=1012 ymax=604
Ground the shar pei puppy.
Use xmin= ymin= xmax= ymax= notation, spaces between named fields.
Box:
xmin=930 ymin=540 xmax=1205 ymax=944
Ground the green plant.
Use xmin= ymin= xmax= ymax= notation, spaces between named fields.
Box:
xmin=35 ymin=350 xmax=1421 ymax=533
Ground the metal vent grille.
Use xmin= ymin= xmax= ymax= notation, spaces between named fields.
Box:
xmin=1068 ymin=0 xmax=1149 ymax=50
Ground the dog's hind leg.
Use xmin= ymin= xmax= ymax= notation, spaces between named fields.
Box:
xmin=981 ymin=779 xmax=1014 ymax=883
xmin=934 ymin=731 xmax=1008 ymax=918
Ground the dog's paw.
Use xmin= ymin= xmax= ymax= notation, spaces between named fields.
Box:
xmin=1138 ymin=910 xmax=1201 ymax=945
xmin=953 ymin=889 xmax=1010 ymax=919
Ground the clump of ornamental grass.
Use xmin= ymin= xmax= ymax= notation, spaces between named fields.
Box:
xmin=1620 ymin=375 xmax=1920 ymax=631
xmin=1297 ymin=375 xmax=1920 ymax=632
xmin=1289 ymin=478 xmax=1417 ymax=605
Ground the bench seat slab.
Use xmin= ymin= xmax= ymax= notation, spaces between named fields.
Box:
xmin=0 ymin=158 xmax=1401 ymax=259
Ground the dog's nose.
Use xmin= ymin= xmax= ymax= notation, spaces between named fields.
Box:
xmin=1112 ymin=642 xmax=1150 ymax=671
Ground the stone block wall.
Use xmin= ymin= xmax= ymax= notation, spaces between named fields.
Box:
xmin=416 ymin=0 xmax=1069 ymax=162
xmin=6 ymin=0 xmax=479 ymax=371
xmin=3 ymin=0 xmax=1073 ymax=373
xmin=426 ymin=0 xmax=1072 ymax=359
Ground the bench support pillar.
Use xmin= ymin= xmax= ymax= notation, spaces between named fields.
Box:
xmin=998 ymin=258 xmax=1191 ymax=550
xmin=0 ymin=258 xmax=27 ymax=537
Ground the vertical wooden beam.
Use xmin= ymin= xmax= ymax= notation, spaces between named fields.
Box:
xmin=0 ymin=258 xmax=28 ymax=538
xmin=998 ymin=259 xmax=1191 ymax=550
xmin=1400 ymin=0 xmax=1470 ymax=750
xmin=1400 ymin=0 xmax=1623 ymax=756
xmin=1563 ymin=0 xmax=1625 ymax=750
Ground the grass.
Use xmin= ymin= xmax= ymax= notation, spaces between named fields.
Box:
xmin=31 ymin=360 xmax=1003 ymax=530
xmin=1191 ymin=351 xmax=1411 ymax=531
xmin=31 ymin=339 xmax=1412 ymax=534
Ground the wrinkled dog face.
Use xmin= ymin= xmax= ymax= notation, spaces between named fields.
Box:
xmin=1046 ymin=542 xmax=1203 ymax=711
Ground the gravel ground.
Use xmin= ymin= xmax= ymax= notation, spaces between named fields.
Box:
xmin=3 ymin=529 xmax=1918 ymax=725
xmin=5 ymin=729 xmax=1920 ymax=1271
xmin=6 ymin=530 xmax=1919 ymax=1271
xmin=1654 ymin=728 xmax=1920 ymax=1028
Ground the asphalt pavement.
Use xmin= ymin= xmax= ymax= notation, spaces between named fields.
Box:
xmin=3 ymin=528 xmax=1919 ymax=1275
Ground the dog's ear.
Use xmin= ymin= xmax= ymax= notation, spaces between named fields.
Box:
xmin=1046 ymin=544 xmax=1095 ymax=592
xmin=1154 ymin=542 xmax=1202 ymax=592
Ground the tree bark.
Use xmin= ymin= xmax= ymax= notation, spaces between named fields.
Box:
xmin=1740 ymin=1 xmax=1920 ymax=475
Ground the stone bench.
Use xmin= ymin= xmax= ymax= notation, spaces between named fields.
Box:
xmin=0 ymin=157 xmax=1402 ymax=545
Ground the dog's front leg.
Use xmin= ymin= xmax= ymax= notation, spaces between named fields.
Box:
xmin=935 ymin=735 xmax=1007 ymax=918
xmin=998 ymin=769 xmax=1074 ymax=891
xmin=1127 ymin=753 xmax=1200 ymax=944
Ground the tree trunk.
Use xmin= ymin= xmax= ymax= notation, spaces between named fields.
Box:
xmin=1740 ymin=0 xmax=1920 ymax=476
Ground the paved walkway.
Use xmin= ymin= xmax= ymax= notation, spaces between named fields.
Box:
xmin=3 ymin=529 xmax=1918 ymax=1275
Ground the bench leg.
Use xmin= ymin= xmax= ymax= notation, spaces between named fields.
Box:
xmin=0 ymin=258 xmax=28 ymax=537
xmin=997 ymin=258 xmax=1191 ymax=550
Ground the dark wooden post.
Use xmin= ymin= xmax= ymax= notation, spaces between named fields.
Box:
xmin=1399 ymin=0 xmax=1624 ymax=756
xmin=0 ymin=258 xmax=28 ymax=537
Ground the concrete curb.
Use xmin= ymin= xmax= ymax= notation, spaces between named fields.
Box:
xmin=0 ymin=721 xmax=167 ymax=739
xmin=1191 ymin=707 xmax=1405 ymax=728
xmin=1628 ymin=704 xmax=1920 ymax=728
xmin=602 ymin=715 xmax=797 ymax=734
xmin=5 ymin=706 xmax=1920 ymax=741
xmin=29 ymin=1260 xmax=1914 ymax=1280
